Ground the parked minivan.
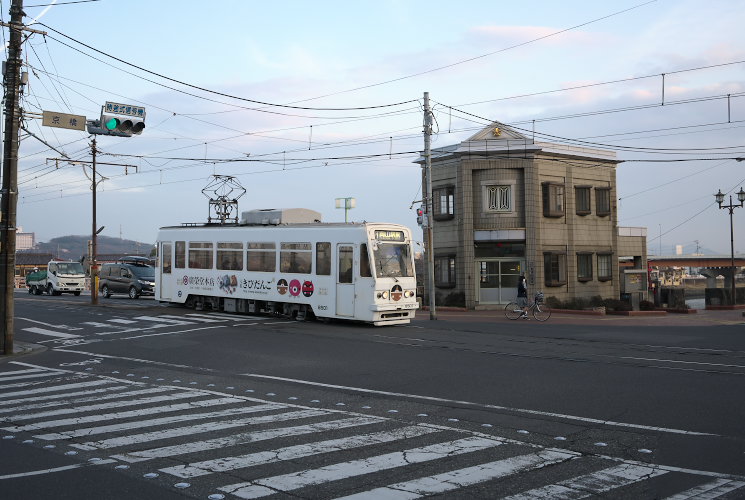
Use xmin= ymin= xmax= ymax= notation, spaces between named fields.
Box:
xmin=99 ymin=260 xmax=155 ymax=299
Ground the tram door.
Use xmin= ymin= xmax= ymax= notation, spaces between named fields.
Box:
xmin=336 ymin=244 xmax=355 ymax=316
xmin=159 ymin=242 xmax=173 ymax=301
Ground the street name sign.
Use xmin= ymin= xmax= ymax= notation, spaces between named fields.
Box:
xmin=42 ymin=111 xmax=86 ymax=131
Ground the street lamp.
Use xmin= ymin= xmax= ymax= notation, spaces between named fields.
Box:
xmin=714 ymin=187 xmax=745 ymax=305
xmin=335 ymin=197 xmax=356 ymax=223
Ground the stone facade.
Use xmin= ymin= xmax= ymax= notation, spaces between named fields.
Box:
xmin=420 ymin=123 xmax=646 ymax=309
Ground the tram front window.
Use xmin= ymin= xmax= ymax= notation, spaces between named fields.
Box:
xmin=373 ymin=243 xmax=413 ymax=278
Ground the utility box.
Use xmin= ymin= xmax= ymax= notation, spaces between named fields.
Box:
xmin=622 ymin=269 xmax=648 ymax=310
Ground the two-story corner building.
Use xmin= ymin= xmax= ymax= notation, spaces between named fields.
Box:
xmin=419 ymin=122 xmax=646 ymax=309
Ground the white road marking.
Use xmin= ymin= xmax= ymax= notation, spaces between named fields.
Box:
xmin=38 ymin=403 xmax=286 ymax=441
xmin=0 ymin=385 xmax=128 ymax=408
xmin=620 ymin=356 xmax=745 ymax=370
xmin=10 ymin=390 xmax=197 ymax=421
xmin=161 ymin=423 xmax=436 ymax=478
xmin=0 ymin=372 xmax=58 ymax=383
xmin=106 ymin=319 xmax=139 ymax=325
xmin=21 ymin=327 xmax=80 ymax=339
xmin=0 ymin=387 xmax=170 ymax=414
xmin=134 ymin=315 xmax=196 ymax=325
xmin=0 ymin=368 xmax=46 ymax=376
xmin=16 ymin=317 xmax=82 ymax=331
xmin=333 ymin=449 xmax=577 ymax=500
xmin=663 ymin=478 xmax=745 ymax=499
xmin=503 ymin=463 xmax=668 ymax=499
xmin=3 ymin=396 xmax=244 ymax=432
xmin=84 ymin=408 xmax=330 ymax=450
xmin=161 ymin=314 xmax=225 ymax=323
xmin=117 ymin=416 xmax=388 ymax=464
xmin=219 ymin=435 xmax=503 ymax=499
xmin=243 ymin=373 xmax=716 ymax=436
xmin=0 ymin=378 xmax=113 ymax=397
xmin=0 ymin=459 xmax=116 ymax=479
xmin=81 ymin=321 xmax=119 ymax=328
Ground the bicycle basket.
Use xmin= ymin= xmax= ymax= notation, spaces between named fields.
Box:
xmin=534 ymin=291 xmax=544 ymax=303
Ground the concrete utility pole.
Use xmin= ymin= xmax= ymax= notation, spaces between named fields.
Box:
xmin=1 ymin=0 xmax=24 ymax=355
xmin=91 ymin=136 xmax=98 ymax=305
xmin=423 ymin=92 xmax=436 ymax=320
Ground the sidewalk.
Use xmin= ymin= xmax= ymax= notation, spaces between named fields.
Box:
xmin=420 ymin=307 xmax=745 ymax=327
xmin=0 ymin=341 xmax=47 ymax=361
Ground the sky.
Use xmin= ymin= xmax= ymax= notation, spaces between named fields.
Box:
xmin=5 ymin=0 xmax=745 ymax=255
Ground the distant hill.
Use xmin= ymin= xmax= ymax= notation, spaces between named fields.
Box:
xmin=20 ymin=235 xmax=154 ymax=260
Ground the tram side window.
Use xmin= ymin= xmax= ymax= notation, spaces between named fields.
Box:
xmin=280 ymin=242 xmax=312 ymax=274
xmin=217 ymin=242 xmax=243 ymax=270
xmin=189 ymin=242 xmax=214 ymax=269
xmin=162 ymin=243 xmax=172 ymax=274
xmin=175 ymin=241 xmax=186 ymax=269
xmin=247 ymin=242 xmax=276 ymax=272
xmin=316 ymin=242 xmax=331 ymax=275
xmin=360 ymin=244 xmax=372 ymax=277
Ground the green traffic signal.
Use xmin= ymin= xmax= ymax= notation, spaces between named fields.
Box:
xmin=104 ymin=117 xmax=120 ymax=130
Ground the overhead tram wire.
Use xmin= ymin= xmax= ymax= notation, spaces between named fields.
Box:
xmin=36 ymin=22 xmax=418 ymax=113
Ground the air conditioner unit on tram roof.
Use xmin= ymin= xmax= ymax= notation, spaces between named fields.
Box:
xmin=241 ymin=208 xmax=322 ymax=225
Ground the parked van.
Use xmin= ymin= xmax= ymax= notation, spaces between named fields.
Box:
xmin=99 ymin=260 xmax=155 ymax=299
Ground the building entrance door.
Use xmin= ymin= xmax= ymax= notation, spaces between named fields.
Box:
xmin=476 ymin=259 xmax=523 ymax=304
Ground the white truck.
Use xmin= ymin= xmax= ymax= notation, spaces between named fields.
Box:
xmin=26 ymin=260 xmax=86 ymax=296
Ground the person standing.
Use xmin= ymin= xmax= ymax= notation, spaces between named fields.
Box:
xmin=517 ymin=274 xmax=529 ymax=319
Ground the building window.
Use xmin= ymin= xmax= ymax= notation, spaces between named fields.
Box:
xmin=434 ymin=255 xmax=456 ymax=288
xmin=598 ymin=253 xmax=613 ymax=281
xmin=433 ymin=186 xmax=454 ymax=220
xmin=596 ymin=187 xmax=611 ymax=216
xmin=543 ymin=252 xmax=567 ymax=286
xmin=485 ymin=185 xmax=512 ymax=212
xmin=575 ymin=186 xmax=591 ymax=215
xmin=542 ymin=183 xmax=565 ymax=218
xmin=577 ymin=253 xmax=593 ymax=282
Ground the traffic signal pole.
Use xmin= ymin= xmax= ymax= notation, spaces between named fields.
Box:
xmin=1 ymin=0 xmax=24 ymax=355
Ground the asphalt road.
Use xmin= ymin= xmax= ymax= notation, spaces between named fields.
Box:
xmin=1 ymin=291 xmax=744 ymax=499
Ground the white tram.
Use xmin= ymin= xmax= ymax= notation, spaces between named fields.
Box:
xmin=155 ymin=209 xmax=418 ymax=325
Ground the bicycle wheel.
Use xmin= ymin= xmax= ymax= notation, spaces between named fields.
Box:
xmin=532 ymin=303 xmax=551 ymax=322
xmin=505 ymin=302 xmax=522 ymax=320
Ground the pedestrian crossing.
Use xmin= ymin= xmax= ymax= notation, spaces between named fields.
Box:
xmin=1 ymin=366 xmax=743 ymax=499
xmin=17 ymin=311 xmax=278 ymax=343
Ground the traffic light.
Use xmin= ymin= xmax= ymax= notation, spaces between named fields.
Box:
xmin=98 ymin=102 xmax=146 ymax=137
xmin=416 ymin=207 xmax=425 ymax=226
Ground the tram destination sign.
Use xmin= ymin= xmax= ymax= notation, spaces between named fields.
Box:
xmin=42 ymin=110 xmax=86 ymax=131
xmin=375 ymin=230 xmax=405 ymax=242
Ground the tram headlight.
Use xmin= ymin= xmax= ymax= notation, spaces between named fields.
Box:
xmin=404 ymin=290 xmax=414 ymax=298
xmin=377 ymin=290 xmax=389 ymax=300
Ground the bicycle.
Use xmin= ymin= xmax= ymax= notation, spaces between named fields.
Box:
xmin=505 ymin=291 xmax=551 ymax=322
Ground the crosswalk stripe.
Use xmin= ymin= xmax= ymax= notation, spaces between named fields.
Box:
xmin=117 ymin=415 xmax=389 ymax=464
xmin=161 ymin=422 xmax=436 ymax=478
xmin=333 ymin=449 xmax=578 ymax=500
xmin=37 ymin=403 xmax=286 ymax=441
xmin=0 ymin=371 xmax=60 ymax=383
xmin=10 ymin=389 xmax=189 ymax=420
xmin=503 ymin=463 xmax=668 ymax=499
xmin=107 ymin=319 xmax=139 ymax=325
xmin=160 ymin=314 xmax=226 ymax=323
xmin=21 ymin=327 xmax=80 ymax=339
xmin=3 ymin=396 xmax=245 ymax=432
xmin=134 ymin=315 xmax=196 ymax=325
xmin=0 ymin=368 xmax=46 ymax=377
xmin=663 ymin=478 xmax=745 ymax=499
xmin=87 ymin=408 xmax=330 ymax=450
xmin=81 ymin=322 xmax=119 ymax=328
xmin=219 ymin=435 xmax=504 ymax=499
xmin=0 ymin=387 xmax=171 ymax=415
xmin=0 ymin=385 xmax=130 ymax=408
xmin=0 ymin=379 xmax=114 ymax=398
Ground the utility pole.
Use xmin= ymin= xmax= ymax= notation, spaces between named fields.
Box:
xmin=1 ymin=0 xmax=24 ymax=355
xmin=423 ymin=92 xmax=436 ymax=320
xmin=91 ymin=136 xmax=98 ymax=305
